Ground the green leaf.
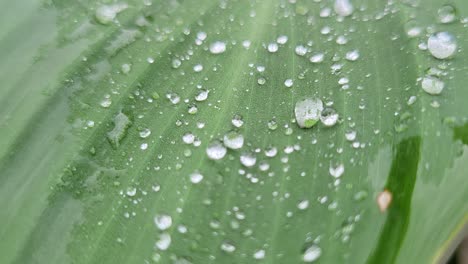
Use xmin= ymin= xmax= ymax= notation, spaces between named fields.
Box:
xmin=1 ymin=0 xmax=467 ymax=263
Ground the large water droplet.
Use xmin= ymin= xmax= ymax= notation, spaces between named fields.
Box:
xmin=221 ymin=241 xmax=236 ymax=253
xmin=154 ymin=214 xmax=172 ymax=230
xmin=421 ymin=76 xmax=444 ymax=95
xmin=438 ymin=5 xmax=456 ymax=24
xmin=329 ymin=163 xmax=344 ymax=178
xmin=95 ymin=4 xmax=128 ymax=24
xmin=189 ymin=171 xmax=204 ymax=184
xmin=294 ymin=98 xmax=324 ymax=128
xmin=240 ymin=152 xmax=257 ymax=167
xmin=267 ymin=43 xmax=279 ymax=53
xmin=334 ymin=0 xmax=353 ymax=17
xmin=223 ymin=131 xmax=244 ymax=149
xmin=206 ymin=141 xmax=227 ymax=160
xmin=303 ymin=245 xmax=322 ymax=262
xmin=427 ymin=32 xmax=457 ymax=59
xmin=209 ymin=41 xmax=226 ymax=54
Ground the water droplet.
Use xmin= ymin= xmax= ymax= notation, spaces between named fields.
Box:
xmin=107 ymin=112 xmax=131 ymax=148
xmin=154 ymin=214 xmax=172 ymax=230
xmin=206 ymin=141 xmax=227 ymax=160
xmin=320 ymin=108 xmax=339 ymax=127
xmin=140 ymin=143 xmax=148 ymax=150
xmin=126 ymin=187 xmax=137 ymax=197
xmin=303 ymin=245 xmax=322 ymax=262
xmin=407 ymin=95 xmax=417 ymax=105
xmin=295 ymin=45 xmax=308 ymax=56
xmin=197 ymin=31 xmax=207 ymax=41
xmin=182 ymin=132 xmax=195 ymax=144
xmin=421 ymin=76 xmax=444 ymax=95
xmin=345 ymin=130 xmax=356 ymax=141
xmin=221 ymin=241 xmax=236 ymax=253
xmin=95 ymin=4 xmax=128 ymax=24
xmin=329 ymin=163 xmax=344 ymax=178
xmin=257 ymin=77 xmax=266 ymax=85
xmin=334 ymin=0 xmax=353 ymax=17
xmin=209 ymin=41 xmax=226 ymax=54
xmin=267 ymin=119 xmax=278 ymax=130
xmin=193 ymin=64 xmax=203 ymax=72
xmin=100 ymin=96 xmax=112 ymax=108
xmin=267 ymin=43 xmax=279 ymax=53
xmin=294 ymin=98 xmax=323 ymax=128
xmin=284 ymin=79 xmax=294 ymax=88
xmin=297 ymin=200 xmax=309 ymax=210
xmin=189 ymin=171 xmax=204 ymax=184
xmin=172 ymin=58 xmax=182 ymax=69
xmin=139 ymin=128 xmax=151 ymax=138
xmin=277 ymin=35 xmax=288 ymax=44
xmin=195 ymin=89 xmax=209 ymax=102
xmin=253 ymin=249 xmax=266 ymax=259
xmin=438 ymin=5 xmax=456 ymax=24
xmin=345 ymin=50 xmax=360 ymax=61
xmin=223 ymin=131 xmax=244 ymax=149
xmin=155 ymin=233 xmax=171 ymax=250
xmin=265 ymin=146 xmax=278 ymax=157
xmin=166 ymin=92 xmax=180 ymax=104
xmin=309 ymin=53 xmax=324 ymax=63
xmin=377 ymin=189 xmax=392 ymax=212
xmin=188 ymin=104 xmax=198 ymax=114
xmin=232 ymin=114 xmax=244 ymax=128
xmin=428 ymin=32 xmax=457 ymax=59
xmin=121 ymin=63 xmax=131 ymax=74
xmin=240 ymin=152 xmax=257 ymax=167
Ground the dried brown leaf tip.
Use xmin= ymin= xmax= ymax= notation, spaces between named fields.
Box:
xmin=377 ymin=189 xmax=392 ymax=212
